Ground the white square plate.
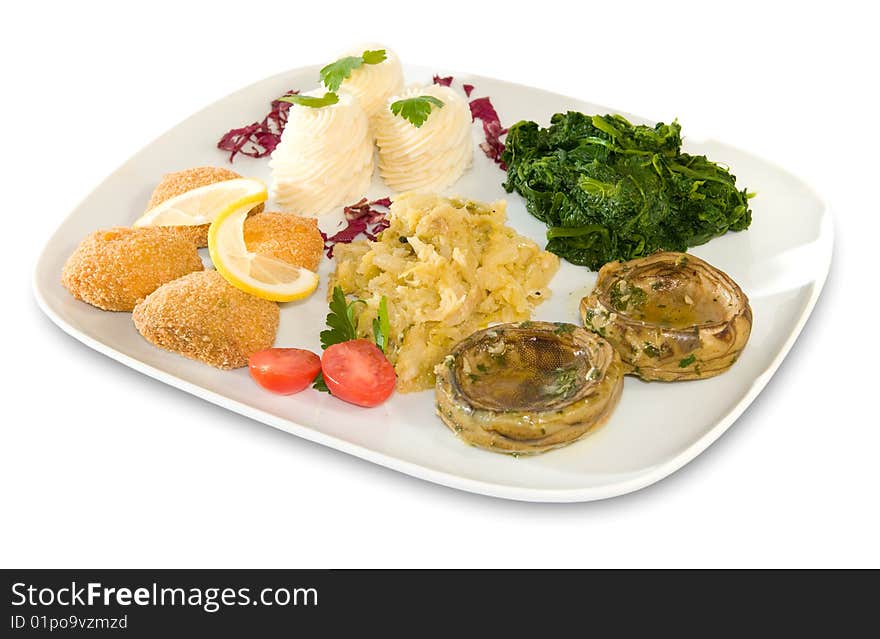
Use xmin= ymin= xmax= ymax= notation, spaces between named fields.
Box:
xmin=34 ymin=64 xmax=833 ymax=502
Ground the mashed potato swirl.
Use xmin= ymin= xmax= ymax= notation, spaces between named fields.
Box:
xmin=269 ymin=89 xmax=373 ymax=215
xmin=330 ymin=193 xmax=559 ymax=392
xmin=336 ymin=43 xmax=404 ymax=122
xmin=373 ymin=85 xmax=473 ymax=193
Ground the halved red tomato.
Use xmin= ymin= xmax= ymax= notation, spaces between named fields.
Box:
xmin=321 ymin=339 xmax=396 ymax=407
xmin=248 ymin=348 xmax=322 ymax=395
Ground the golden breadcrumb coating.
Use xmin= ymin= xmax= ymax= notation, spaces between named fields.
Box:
xmin=132 ymin=270 xmax=279 ymax=369
xmin=145 ymin=166 xmax=265 ymax=247
xmin=61 ymin=227 xmax=204 ymax=311
xmin=244 ymin=212 xmax=324 ymax=272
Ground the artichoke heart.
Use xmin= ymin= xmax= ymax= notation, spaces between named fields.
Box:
xmin=580 ymin=252 xmax=752 ymax=381
xmin=434 ymin=321 xmax=625 ymax=455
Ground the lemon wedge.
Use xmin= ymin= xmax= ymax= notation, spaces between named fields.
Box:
xmin=208 ymin=203 xmax=319 ymax=302
xmin=133 ymin=178 xmax=267 ymax=228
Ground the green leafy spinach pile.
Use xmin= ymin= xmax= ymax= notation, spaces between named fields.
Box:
xmin=502 ymin=112 xmax=753 ymax=270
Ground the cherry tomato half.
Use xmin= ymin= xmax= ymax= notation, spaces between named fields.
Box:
xmin=321 ymin=339 xmax=396 ymax=407
xmin=248 ymin=348 xmax=322 ymax=395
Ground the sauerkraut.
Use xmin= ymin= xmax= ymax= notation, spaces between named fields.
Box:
xmin=330 ymin=192 xmax=559 ymax=392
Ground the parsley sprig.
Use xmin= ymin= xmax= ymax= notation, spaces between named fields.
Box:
xmin=390 ymin=96 xmax=444 ymax=128
xmin=320 ymin=49 xmax=387 ymax=92
xmin=320 ymin=287 xmax=364 ymax=350
xmin=314 ymin=287 xmax=391 ymax=392
xmin=372 ymin=297 xmax=390 ymax=353
xmin=277 ymin=92 xmax=339 ymax=109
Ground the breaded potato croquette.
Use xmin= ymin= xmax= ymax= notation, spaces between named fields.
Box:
xmin=244 ymin=212 xmax=324 ymax=272
xmin=62 ymin=227 xmax=204 ymax=311
xmin=132 ymin=270 xmax=279 ymax=369
xmin=145 ymin=166 xmax=265 ymax=247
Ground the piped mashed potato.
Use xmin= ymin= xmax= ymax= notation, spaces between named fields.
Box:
xmin=374 ymin=85 xmax=473 ymax=192
xmin=330 ymin=192 xmax=560 ymax=392
xmin=337 ymin=43 xmax=404 ymax=122
xmin=269 ymin=89 xmax=373 ymax=215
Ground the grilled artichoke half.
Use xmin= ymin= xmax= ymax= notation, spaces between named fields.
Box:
xmin=580 ymin=252 xmax=752 ymax=381
xmin=435 ymin=321 xmax=625 ymax=455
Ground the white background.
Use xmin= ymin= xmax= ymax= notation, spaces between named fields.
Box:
xmin=2 ymin=0 xmax=877 ymax=568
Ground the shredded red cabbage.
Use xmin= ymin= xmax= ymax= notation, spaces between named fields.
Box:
xmin=322 ymin=198 xmax=392 ymax=258
xmin=463 ymin=84 xmax=475 ymax=97
xmin=218 ymin=90 xmax=297 ymax=161
xmin=432 ymin=75 xmax=453 ymax=87
xmin=468 ymin=96 xmax=508 ymax=170
xmin=364 ymin=218 xmax=391 ymax=241
xmin=468 ymin=96 xmax=500 ymax=126
xmin=343 ymin=197 xmax=390 ymax=224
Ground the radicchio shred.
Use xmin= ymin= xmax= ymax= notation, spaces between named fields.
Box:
xmin=432 ymin=75 xmax=507 ymax=170
xmin=217 ymin=90 xmax=298 ymax=161
xmin=321 ymin=198 xmax=392 ymax=258
xmin=468 ymin=97 xmax=508 ymax=170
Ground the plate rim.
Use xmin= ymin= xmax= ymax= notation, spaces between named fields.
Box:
xmin=32 ymin=64 xmax=836 ymax=503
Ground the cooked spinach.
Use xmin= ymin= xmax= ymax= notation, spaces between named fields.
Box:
xmin=502 ymin=112 xmax=753 ymax=270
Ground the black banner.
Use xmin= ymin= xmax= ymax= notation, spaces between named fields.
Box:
xmin=1 ymin=569 xmax=873 ymax=635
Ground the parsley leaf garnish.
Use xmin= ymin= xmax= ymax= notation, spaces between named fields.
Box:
xmin=277 ymin=92 xmax=339 ymax=108
xmin=361 ymin=49 xmax=387 ymax=65
xmin=320 ymin=57 xmax=362 ymax=92
xmin=320 ymin=49 xmax=387 ymax=91
xmin=312 ymin=372 xmax=329 ymax=393
xmin=320 ymin=286 xmax=364 ymax=350
xmin=314 ymin=287 xmax=391 ymax=391
xmin=389 ymin=96 xmax=444 ymax=128
xmin=314 ymin=286 xmax=362 ymax=393
xmin=372 ymin=297 xmax=390 ymax=353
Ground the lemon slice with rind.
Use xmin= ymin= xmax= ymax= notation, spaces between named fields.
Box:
xmin=133 ymin=178 xmax=267 ymax=227
xmin=208 ymin=203 xmax=319 ymax=302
